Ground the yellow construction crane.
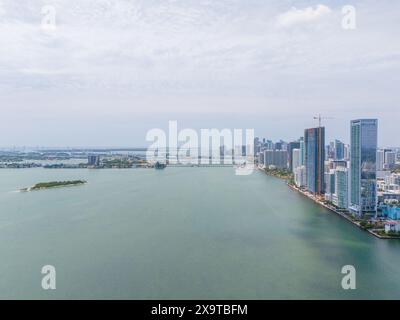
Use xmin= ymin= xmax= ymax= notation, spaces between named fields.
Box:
xmin=313 ymin=114 xmax=334 ymax=127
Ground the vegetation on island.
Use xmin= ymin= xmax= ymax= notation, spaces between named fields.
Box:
xmin=21 ymin=180 xmax=87 ymax=191
xmin=102 ymin=158 xmax=132 ymax=168
xmin=101 ymin=158 xmax=149 ymax=168
xmin=263 ymin=167 xmax=293 ymax=181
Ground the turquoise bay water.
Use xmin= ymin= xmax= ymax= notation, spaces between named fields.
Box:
xmin=0 ymin=167 xmax=400 ymax=299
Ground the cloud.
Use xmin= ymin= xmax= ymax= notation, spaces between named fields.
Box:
xmin=19 ymin=68 xmax=72 ymax=75
xmin=276 ymin=4 xmax=332 ymax=28
xmin=0 ymin=1 xmax=397 ymax=94
xmin=0 ymin=1 xmax=399 ymax=128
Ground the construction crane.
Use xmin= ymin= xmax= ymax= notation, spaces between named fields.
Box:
xmin=313 ymin=114 xmax=334 ymax=127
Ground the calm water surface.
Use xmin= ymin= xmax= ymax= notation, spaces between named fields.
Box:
xmin=0 ymin=167 xmax=400 ymax=299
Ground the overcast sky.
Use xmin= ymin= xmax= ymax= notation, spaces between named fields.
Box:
xmin=0 ymin=0 xmax=399 ymax=147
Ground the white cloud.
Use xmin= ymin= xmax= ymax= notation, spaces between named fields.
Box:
xmin=0 ymin=1 xmax=399 ymax=146
xmin=276 ymin=4 xmax=332 ymax=28
xmin=19 ymin=68 xmax=73 ymax=75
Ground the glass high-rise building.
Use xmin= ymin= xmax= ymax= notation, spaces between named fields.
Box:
xmin=334 ymin=139 xmax=345 ymax=160
xmin=304 ymin=127 xmax=325 ymax=195
xmin=333 ymin=167 xmax=349 ymax=209
xmin=349 ymin=119 xmax=378 ymax=217
xmin=299 ymin=137 xmax=305 ymax=166
xmin=288 ymin=141 xmax=301 ymax=171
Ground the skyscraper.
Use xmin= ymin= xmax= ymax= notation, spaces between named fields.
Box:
xmin=299 ymin=137 xmax=305 ymax=166
xmin=334 ymin=139 xmax=345 ymax=160
xmin=385 ymin=151 xmax=396 ymax=170
xmin=333 ymin=166 xmax=349 ymax=209
xmin=254 ymin=137 xmax=261 ymax=156
xmin=292 ymin=148 xmax=301 ymax=174
xmin=264 ymin=150 xmax=288 ymax=169
xmin=288 ymin=141 xmax=301 ymax=171
xmin=264 ymin=140 xmax=274 ymax=150
xmin=258 ymin=150 xmax=264 ymax=166
xmin=325 ymin=169 xmax=336 ymax=201
xmin=88 ymin=155 xmax=100 ymax=167
xmin=304 ymin=127 xmax=325 ymax=195
xmin=344 ymin=144 xmax=350 ymax=161
xmin=377 ymin=149 xmax=385 ymax=171
xmin=294 ymin=165 xmax=306 ymax=188
xmin=349 ymin=119 xmax=378 ymax=217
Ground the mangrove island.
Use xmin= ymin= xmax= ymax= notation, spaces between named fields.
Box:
xmin=20 ymin=180 xmax=87 ymax=192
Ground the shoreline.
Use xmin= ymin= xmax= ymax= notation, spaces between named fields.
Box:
xmin=287 ymin=183 xmax=400 ymax=240
xmin=258 ymin=166 xmax=400 ymax=240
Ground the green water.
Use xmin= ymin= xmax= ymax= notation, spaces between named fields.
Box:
xmin=0 ymin=167 xmax=400 ymax=299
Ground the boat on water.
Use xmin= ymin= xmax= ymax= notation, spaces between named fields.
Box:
xmin=154 ymin=162 xmax=166 ymax=170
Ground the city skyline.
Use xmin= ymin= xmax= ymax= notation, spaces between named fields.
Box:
xmin=0 ymin=116 xmax=398 ymax=150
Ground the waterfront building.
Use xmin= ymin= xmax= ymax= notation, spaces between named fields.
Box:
xmin=264 ymin=150 xmax=288 ymax=169
xmin=294 ymin=165 xmax=306 ymax=188
xmin=88 ymin=155 xmax=100 ymax=167
xmin=299 ymin=137 xmax=305 ymax=166
xmin=288 ymin=141 xmax=301 ymax=171
xmin=325 ymin=169 xmax=336 ymax=200
xmin=349 ymin=119 xmax=378 ymax=217
xmin=292 ymin=148 xmax=301 ymax=174
xmin=333 ymin=167 xmax=349 ymax=209
xmin=384 ymin=221 xmax=400 ymax=233
xmin=325 ymin=169 xmax=336 ymax=201
xmin=381 ymin=203 xmax=400 ymax=220
xmin=304 ymin=127 xmax=325 ymax=195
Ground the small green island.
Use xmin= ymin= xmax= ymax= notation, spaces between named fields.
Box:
xmin=20 ymin=180 xmax=87 ymax=192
